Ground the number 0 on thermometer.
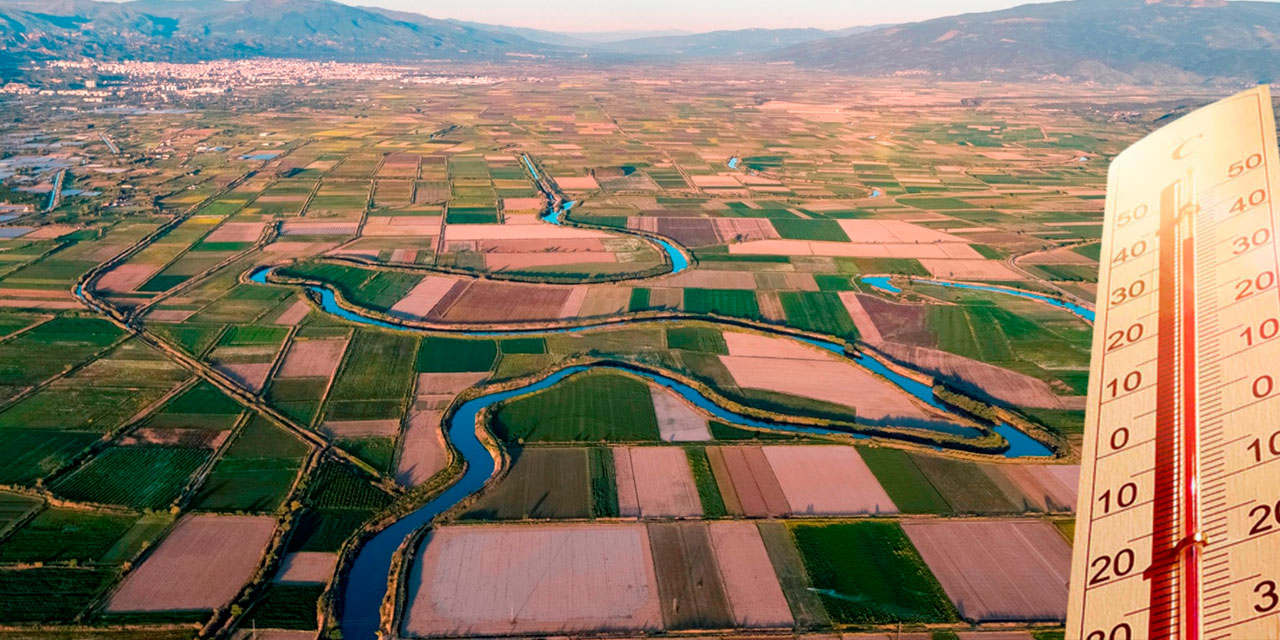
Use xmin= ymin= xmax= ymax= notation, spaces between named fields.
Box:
xmin=1068 ymin=86 xmax=1280 ymax=640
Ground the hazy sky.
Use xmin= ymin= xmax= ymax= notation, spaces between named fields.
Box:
xmin=341 ymin=0 xmax=1058 ymax=32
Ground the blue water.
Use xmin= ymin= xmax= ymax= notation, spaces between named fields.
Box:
xmin=728 ymin=157 xmax=740 ymax=169
xmin=541 ymin=199 xmax=573 ymax=225
xmin=914 ymin=278 xmax=1094 ymax=322
xmin=540 ymin=199 xmax=689 ymax=274
xmin=858 ymin=276 xmax=1094 ymax=322
xmin=870 ymin=188 xmax=883 ymax=198
xmin=258 ymin=259 xmax=1057 ymax=639
xmin=240 ymin=152 xmax=280 ymax=161
xmin=521 ymin=154 xmax=541 ymax=181
xmin=336 ymin=354 xmax=1045 ymax=640
xmin=862 ymin=276 xmax=901 ymax=293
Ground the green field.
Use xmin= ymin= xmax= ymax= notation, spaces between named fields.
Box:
xmin=789 ymin=521 xmax=957 ymax=624
xmin=683 ymin=288 xmax=761 ymax=319
xmin=666 ymin=326 xmax=728 ymax=354
xmin=685 ymin=447 xmax=726 ymax=518
xmin=491 ymin=371 xmax=660 ymax=442
xmin=325 ymin=330 xmax=417 ymax=420
xmin=779 ymin=292 xmax=859 ymax=340
xmin=856 ymin=447 xmax=951 ymax=514
xmin=464 ymin=448 xmax=591 ymax=519
xmin=193 ymin=421 xmax=305 ymax=512
xmin=50 ymin=446 xmax=209 ymax=510
xmin=909 ymin=454 xmax=1021 ymax=514
xmin=279 ymin=261 xmax=422 ymax=312
xmin=0 ymin=430 xmax=99 ymax=485
xmin=417 ymin=337 xmax=498 ymax=373
xmin=244 ymin=583 xmax=323 ymax=630
xmin=588 ymin=447 xmax=619 ymax=518
xmin=0 ymin=507 xmax=137 ymax=564
xmin=0 ymin=568 xmax=115 ymax=623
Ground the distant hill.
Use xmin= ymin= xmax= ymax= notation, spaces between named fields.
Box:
xmin=594 ymin=26 xmax=883 ymax=58
xmin=0 ymin=0 xmax=555 ymax=63
xmin=772 ymin=0 xmax=1280 ymax=84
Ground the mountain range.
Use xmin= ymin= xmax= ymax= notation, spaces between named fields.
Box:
xmin=773 ymin=0 xmax=1280 ymax=84
xmin=2 ymin=0 xmax=1279 ymax=84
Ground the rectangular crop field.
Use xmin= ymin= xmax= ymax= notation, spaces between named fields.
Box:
xmin=909 ymin=453 xmax=1022 ymax=514
xmin=491 ymin=371 xmax=660 ymax=443
xmin=646 ymin=522 xmax=734 ymax=629
xmin=107 ymin=514 xmax=277 ymax=612
xmin=613 ymin=447 xmax=701 ymax=518
xmin=707 ymin=521 xmax=793 ymax=628
xmin=463 ymin=448 xmax=591 ymax=520
xmin=901 ymin=520 xmax=1070 ymax=622
xmin=761 ymin=446 xmax=896 ymax=515
xmin=789 ymin=521 xmax=957 ymax=624
xmin=403 ymin=524 xmax=663 ymax=636
xmin=51 ymin=446 xmax=209 ymax=510
xmin=856 ymin=447 xmax=951 ymax=514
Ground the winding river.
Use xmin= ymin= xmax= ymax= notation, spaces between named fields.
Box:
xmin=246 ymin=200 xmax=1061 ymax=640
xmin=861 ymin=276 xmax=1095 ymax=322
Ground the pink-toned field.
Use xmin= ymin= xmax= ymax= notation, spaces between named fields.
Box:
xmin=389 ymin=276 xmax=459 ymax=319
xmin=614 ymin=447 xmax=702 ymax=518
xmin=403 ymin=524 xmax=663 ymax=637
xmin=119 ymin=427 xmax=229 ymax=449
xmin=651 ymin=387 xmax=711 ymax=442
xmin=271 ymin=300 xmax=312 ymax=326
xmin=728 ymin=239 xmax=981 ymax=259
xmin=145 ymin=309 xmax=197 ymax=323
xmin=839 ymin=292 xmax=883 ymax=343
xmin=280 ymin=221 xmax=359 ymax=236
xmin=761 ymin=446 xmax=897 ymax=515
xmin=434 ymin=281 xmax=573 ymax=323
xmin=274 ymin=551 xmax=338 ymax=584
xmin=276 ymin=338 xmax=348 ymax=378
xmin=362 ymin=217 xmax=441 ymax=237
xmin=477 ymin=238 xmax=608 ymax=253
xmin=901 ymin=520 xmax=1071 ymax=622
xmin=835 ymin=220 xmax=969 ymax=244
xmin=320 ymin=419 xmax=400 ymax=437
xmin=107 ymin=514 xmax=277 ymax=612
xmin=723 ymin=331 xmax=826 ymax=360
xmin=204 ymin=221 xmax=266 ymax=243
xmin=557 ymin=285 xmax=588 ymax=318
xmin=554 ymin=175 xmax=600 ymax=190
xmin=217 ymin=362 xmax=273 ymax=393
xmin=396 ymin=408 xmax=449 ymax=487
xmin=443 ymin=224 xmax=608 ymax=242
xmin=996 ymin=464 xmax=1079 ymax=512
xmin=872 ymin=342 xmax=1073 ymax=409
xmin=501 ymin=197 xmax=546 ymax=211
xmin=706 ymin=522 xmax=793 ymax=628
xmin=919 ymin=259 xmax=1022 ymax=280
xmin=713 ymin=218 xmax=779 ymax=242
xmin=706 ymin=446 xmax=789 ymax=517
xmin=484 ymin=252 xmax=618 ymax=271
xmin=415 ymin=372 xmax=488 ymax=397
xmin=577 ymin=286 xmax=632 ymax=317
xmin=665 ymin=270 xmax=758 ymax=290
xmin=97 ymin=263 xmax=160 ymax=293
xmin=718 ymin=351 xmax=930 ymax=423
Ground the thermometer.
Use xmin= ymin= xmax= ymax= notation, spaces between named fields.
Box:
xmin=1068 ymin=86 xmax=1280 ymax=640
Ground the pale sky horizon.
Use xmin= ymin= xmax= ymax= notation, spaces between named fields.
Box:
xmin=89 ymin=0 xmax=1058 ymax=33
xmin=97 ymin=0 xmax=1280 ymax=33
xmin=347 ymin=0 xmax=1053 ymax=32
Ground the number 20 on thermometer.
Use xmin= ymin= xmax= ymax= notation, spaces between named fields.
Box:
xmin=1068 ymin=86 xmax=1280 ymax=640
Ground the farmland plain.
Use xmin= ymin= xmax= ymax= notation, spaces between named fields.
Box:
xmin=0 ymin=59 xmax=1177 ymax=638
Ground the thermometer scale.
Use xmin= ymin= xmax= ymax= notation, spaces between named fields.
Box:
xmin=1068 ymin=86 xmax=1280 ymax=640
